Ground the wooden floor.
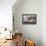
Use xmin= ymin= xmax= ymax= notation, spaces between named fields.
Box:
xmin=0 ymin=39 xmax=16 ymax=46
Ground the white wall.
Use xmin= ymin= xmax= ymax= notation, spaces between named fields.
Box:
xmin=13 ymin=0 xmax=41 ymax=46
xmin=0 ymin=0 xmax=16 ymax=30
xmin=41 ymin=0 xmax=46 ymax=46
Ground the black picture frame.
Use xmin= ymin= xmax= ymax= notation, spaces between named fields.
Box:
xmin=22 ymin=14 xmax=37 ymax=24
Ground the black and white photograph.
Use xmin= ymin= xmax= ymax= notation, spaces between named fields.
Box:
xmin=22 ymin=14 xmax=37 ymax=24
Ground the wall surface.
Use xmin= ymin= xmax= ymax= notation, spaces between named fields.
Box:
xmin=13 ymin=0 xmax=41 ymax=46
xmin=41 ymin=0 xmax=46 ymax=46
xmin=0 ymin=0 xmax=16 ymax=29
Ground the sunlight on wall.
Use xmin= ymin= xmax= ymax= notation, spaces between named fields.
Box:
xmin=0 ymin=0 xmax=17 ymax=30
xmin=0 ymin=8 xmax=12 ymax=29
